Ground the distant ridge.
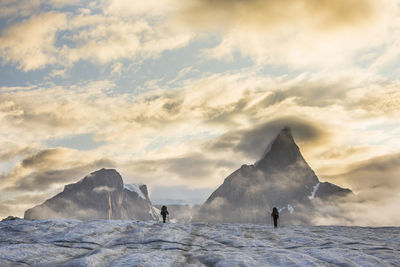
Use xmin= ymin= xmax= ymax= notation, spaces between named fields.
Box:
xmin=24 ymin=168 xmax=158 ymax=220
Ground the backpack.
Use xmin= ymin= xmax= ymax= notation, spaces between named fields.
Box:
xmin=272 ymin=207 xmax=279 ymax=217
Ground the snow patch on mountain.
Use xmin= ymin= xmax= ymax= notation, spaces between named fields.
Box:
xmin=93 ymin=186 xmax=116 ymax=193
xmin=287 ymin=204 xmax=294 ymax=214
xmin=124 ymin=184 xmax=146 ymax=200
xmin=309 ymin=182 xmax=320 ymax=200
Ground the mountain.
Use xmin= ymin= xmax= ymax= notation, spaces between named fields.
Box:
xmin=24 ymin=168 xmax=158 ymax=221
xmin=198 ymin=127 xmax=351 ymax=224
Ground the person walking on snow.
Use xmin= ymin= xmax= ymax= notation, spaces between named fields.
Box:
xmin=271 ymin=207 xmax=279 ymax=228
xmin=160 ymin=205 xmax=169 ymax=223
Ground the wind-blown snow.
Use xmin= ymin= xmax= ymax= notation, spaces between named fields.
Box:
xmin=1 ymin=220 xmax=399 ymax=266
xmin=287 ymin=204 xmax=294 ymax=214
xmin=308 ymin=182 xmax=320 ymax=200
xmin=124 ymin=184 xmax=146 ymax=200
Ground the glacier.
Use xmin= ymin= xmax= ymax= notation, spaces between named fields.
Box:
xmin=0 ymin=220 xmax=399 ymax=266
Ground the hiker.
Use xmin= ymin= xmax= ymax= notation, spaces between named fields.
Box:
xmin=160 ymin=205 xmax=169 ymax=223
xmin=271 ymin=207 xmax=279 ymax=228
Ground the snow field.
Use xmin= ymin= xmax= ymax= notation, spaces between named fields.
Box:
xmin=0 ymin=220 xmax=399 ymax=266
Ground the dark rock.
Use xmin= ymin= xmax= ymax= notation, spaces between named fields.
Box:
xmin=316 ymin=182 xmax=352 ymax=200
xmin=1 ymin=216 xmax=21 ymax=221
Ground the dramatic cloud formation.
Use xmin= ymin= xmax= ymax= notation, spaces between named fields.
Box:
xmin=328 ymin=153 xmax=400 ymax=192
xmin=177 ymin=0 xmax=395 ymax=68
xmin=0 ymin=1 xmax=192 ymax=72
xmin=208 ymin=116 xmax=330 ymax=159
xmin=1 ymin=148 xmax=115 ymax=191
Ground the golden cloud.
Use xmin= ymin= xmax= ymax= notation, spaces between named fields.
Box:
xmin=0 ymin=5 xmax=192 ymax=71
xmin=0 ymin=147 xmax=116 ymax=191
xmin=104 ymin=0 xmax=178 ymax=17
xmin=0 ymin=0 xmax=396 ymax=71
xmin=312 ymin=152 xmax=400 ymax=226
xmin=0 ymin=12 xmax=67 ymax=71
xmin=175 ymin=0 xmax=395 ymax=68
xmin=180 ymin=0 xmax=377 ymax=31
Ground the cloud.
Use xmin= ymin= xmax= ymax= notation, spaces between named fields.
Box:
xmin=176 ymin=0 xmax=395 ymax=68
xmin=0 ymin=203 xmax=12 ymax=218
xmin=123 ymin=153 xmax=237 ymax=187
xmin=1 ymin=147 xmax=116 ymax=192
xmin=111 ymin=62 xmax=123 ymax=76
xmin=310 ymin=152 xmax=400 ymax=226
xmin=207 ymin=116 xmax=330 ymax=161
xmin=180 ymin=0 xmax=377 ymax=31
xmin=0 ymin=0 xmax=82 ymax=19
xmin=0 ymin=0 xmax=41 ymax=19
xmin=103 ymin=0 xmax=178 ymax=17
xmin=21 ymin=148 xmax=66 ymax=169
xmin=1 ymin=70 xmax=398 ymax=167
xmin=0 ymin=12 xmax=67 ymax=71
xmin=47 ymin=0 xmax=80 ymax=8
xmin=353 ymin=88 xmax=400 ymax=117
xmin=0 ymin=80 xmax=117 ymax=142
xmin=0 ymin=144 xmax=37 ymax=162
xmin=315 ymin=145 xmax=375 ymax=173
xmin=328 ymin=152 xmax=400 ymax=192
xmin=241 ymin=118 xmax=329 ymax=158
xmin=312 ymin=186 xmax=400 ymax=226
xmin=93 ymin=186 xmax=116 ymax=193
xmin=0 ymin=0 xmax=398 ymax=72
xmin=0 ymin=192 xmax=57 ymax=219
xmin=150 ymin=185 xmax=213 ymax=204
xmin=0 ymin=4 xmax=192 ymax=71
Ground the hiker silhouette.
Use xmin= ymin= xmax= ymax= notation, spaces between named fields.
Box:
xmin=160 ymin=205 xmax=169 ymax=223
xmin=271 ymin=207 xmax=279 ymax=228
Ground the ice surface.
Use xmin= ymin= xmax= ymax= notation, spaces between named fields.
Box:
xmin=0 ymin=220 xmax=399 ymax=266
xmin=124 ymin=184 xmax=146 ymax=200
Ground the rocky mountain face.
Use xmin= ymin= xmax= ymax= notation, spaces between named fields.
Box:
xmin=198 ymin=127 xmax=351 ymax=224
xmin=24 ymin=169 xmax=158 ymax=221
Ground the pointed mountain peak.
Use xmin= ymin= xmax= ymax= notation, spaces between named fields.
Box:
xmin=255 ymin=126 xmax=303 ymax=169
xmin=278 ymin=126 xmax=292 ymax=137
xmin=272 ymin=126 xmax=296 ymax=144
xmin=269 ymin=126 xmax=296 ymax=145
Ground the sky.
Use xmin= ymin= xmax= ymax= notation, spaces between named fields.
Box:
xmin=0 ymin=0 xmax=400 ymax=225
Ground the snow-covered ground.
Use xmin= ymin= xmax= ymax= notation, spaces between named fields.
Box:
xmin=0 ymin=220 xmax=399 ymax=266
